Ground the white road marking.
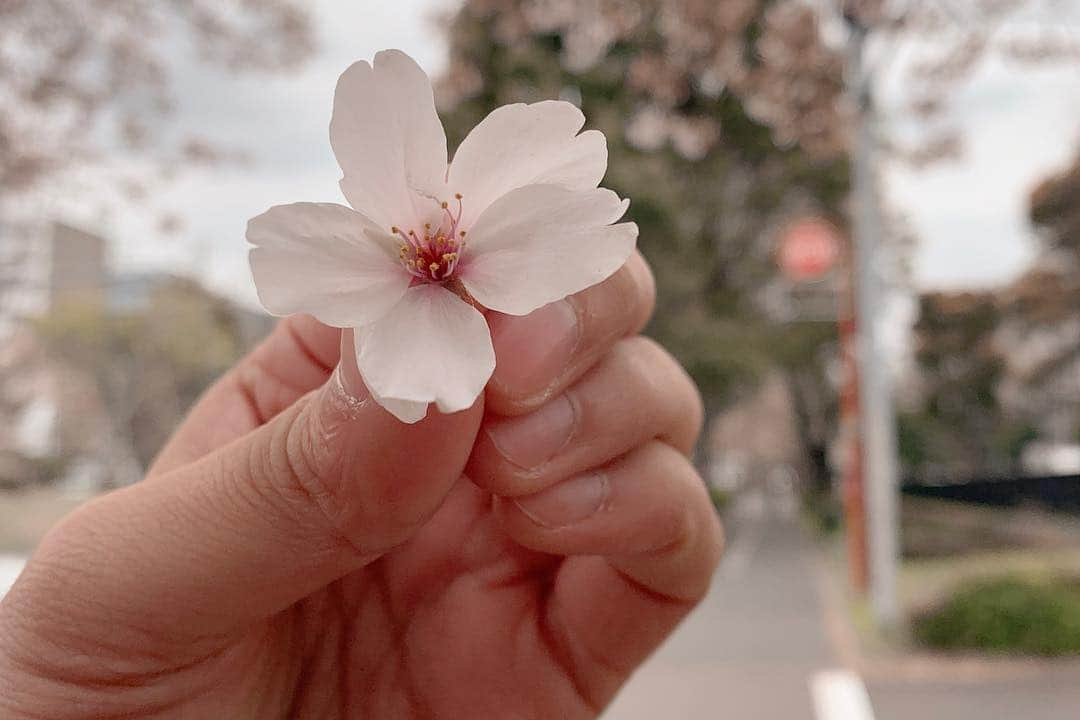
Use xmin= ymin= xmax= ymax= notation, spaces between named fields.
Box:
xmin=810 ymin=669 xmax=877 ymax=720
xmin=0 ymin=554 xmax=27 ymax=600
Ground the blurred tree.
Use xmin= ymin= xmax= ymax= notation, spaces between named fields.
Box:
xmin=33 ymin=278 xmax=268 ymax=472
xmin=900 ymin=292 xmax=1032 ymax=478
xmin=846 ymin=0 xmax=1080 ymax=166
xmin=436 ymin=0 xmax=1078 ymax=483
xmin=998 ymin=148 xmax=1080 ymax=446
xmin=437 ymin=1 xmax=853 ymax=488
xmin=900 ymin=143 xmax=1080 ymax=476
xmin=0 ymin=0 xmax=313 ymax=200
xmin=438 ymin=0 xmax=849 ymax=404
xmin=1031 ymin=148 xmax=1080 ymax=260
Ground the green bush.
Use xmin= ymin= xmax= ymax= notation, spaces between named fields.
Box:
xmin=915 ymin=576 xmax=1080 ymax=656
xmin=708 ymin=487 xmax=732 ymax=513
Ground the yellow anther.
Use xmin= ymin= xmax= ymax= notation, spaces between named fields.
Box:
xmin=429 ymin=262 xmax=439 ymax=273
xmin=440 ymin=201 xmax=449 ymax=209
xmin=424 ymin=223 xmax=431 ymax=230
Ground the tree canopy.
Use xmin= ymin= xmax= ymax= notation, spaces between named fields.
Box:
xmin=438 ymin=0 xmax=851 ymax=413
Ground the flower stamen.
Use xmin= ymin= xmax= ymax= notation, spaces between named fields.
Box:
xmin=395 ymin=195 xmax=467 ymax=283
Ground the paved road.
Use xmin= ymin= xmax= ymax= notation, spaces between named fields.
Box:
xmin=605 ymin=483 xmax=839 ymax=719
xmin=604 ymin=480 xmax=1080 ymax=720
xmin=868 ymin=669 xmax=1080 ymax=719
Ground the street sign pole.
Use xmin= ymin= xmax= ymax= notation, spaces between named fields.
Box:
xmin=839 ymin=240 xmax=869 ymax=593
xmin=846 ymin=13 xmax=901 ymax=628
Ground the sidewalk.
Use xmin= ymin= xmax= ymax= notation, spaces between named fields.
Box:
xmin=603 ymin=480 xmax=1080 ymax=720
xmin=605 ymin=485 xmax=840 ymax=719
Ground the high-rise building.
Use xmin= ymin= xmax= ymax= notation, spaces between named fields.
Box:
xmin=48 ymin=222 xmax=106 ymax=309
xmin=0 ymin=220 xmax=107 ymax=338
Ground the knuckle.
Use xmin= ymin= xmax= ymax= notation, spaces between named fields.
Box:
xmin=624 ymin=252 xmax=657 ymax=332
xmin=614 ymin=337 xmax=703 ymax=447
xmin=610 ymin=253 xmax=656 ymax=334
xmin=706 ymin=512 xmax=726 ymax=570
xmin=598 ymin=339 xmax=665 ymax=434
xmin=638 ymin=442 xmax=696 ymax=542
xmin=620 ymin=334 xmax=668 ymax=368
xmin=646 ymin=443 xmax=723 ymax=599
xmin=683 ymin=463 xmax=725 ymax=581
xmin=649 ymin=442 xmax=710 ymax=536
xmin=580 ymin=253 xmax=655 ymax=340
xmin=0 ymin=498 xmax=131 ymax=654
xmin=257 ymin=400 xmax=355 ymax=547
xmin=611 ymin=336 xmax=666 ymax=390
xmin=681 ymin=371 xmax=706 ymax=448
xmin=233 ymin=339 xmax=295 ymax=425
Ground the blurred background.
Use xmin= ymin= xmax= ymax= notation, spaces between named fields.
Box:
xmin=1 ymin=1 xmax=1079 ymax=718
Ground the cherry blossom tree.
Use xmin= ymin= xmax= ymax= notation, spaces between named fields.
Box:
xmin=0 ymin=0 xmax=313 ymax=198
xmin=435 ymin=0 xmax=1078 ymax=484
xmin=0 ymin=2 xmax=311 ymax=485
xmin=436 ymin=0 xmax=852 ymax=485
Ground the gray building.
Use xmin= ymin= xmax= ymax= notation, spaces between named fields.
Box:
xmin=48 ymin=223 xmax=107 ymax=309
xmin=1 ymin=220 xmax=107 ymax=337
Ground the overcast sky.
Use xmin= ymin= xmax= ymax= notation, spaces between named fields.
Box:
xmin=96 ymin=1 xmax=1080 ymax=307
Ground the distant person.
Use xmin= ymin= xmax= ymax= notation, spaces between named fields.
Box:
xmin=0 ymin=253 xmax=721 ymax=718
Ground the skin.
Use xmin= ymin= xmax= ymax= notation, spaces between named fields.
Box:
xmin=0 ymin=251 xmax=723 ymax=719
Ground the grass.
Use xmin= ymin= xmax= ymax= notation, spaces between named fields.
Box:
xmin=914 ymin=575 xmax=1080 ymax=656
xmin=821 ymin=528 xmax=1080 ymax=657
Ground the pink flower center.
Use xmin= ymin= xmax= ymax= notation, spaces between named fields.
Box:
xmin=394 ymin=194 xmax=467 ymax=283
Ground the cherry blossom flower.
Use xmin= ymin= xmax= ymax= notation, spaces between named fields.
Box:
xmin=247 ymin=49 xmax=637 ymax=423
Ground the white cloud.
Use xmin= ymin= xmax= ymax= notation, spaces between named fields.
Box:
xmin=886 ymin=55 xmax=1080 ymax=290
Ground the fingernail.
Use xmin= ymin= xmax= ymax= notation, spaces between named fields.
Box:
xmin=489 ymin=300 xmax=580 ymax=400
xmin=485 ymin=394 xmax=577 ymax=470
xmin=514 ymin=472 xmax=608 ymax=529
xmin=336 ymin=328 xmax=369 ymax=400
xmin=319 ymin=329 xmax=372 ymax=425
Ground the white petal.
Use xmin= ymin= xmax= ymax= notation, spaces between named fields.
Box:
xmin=247 ymin=202 xmax=411 ymax=328
xmin=368 ymin=389 xmax=430 ymax=425
xmin=353 ymin=285 xmax=495 ymax=423
xmin=459 ymin=184 xmax=638 ymax=316
xmin=447 ymin=101 xmax=607 ymax=226
xmin=331 ymin=50 xmax=448 ymax=230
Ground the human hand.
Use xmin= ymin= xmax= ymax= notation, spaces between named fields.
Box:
xmin=0 ymin=252 xmax=722 ymax=719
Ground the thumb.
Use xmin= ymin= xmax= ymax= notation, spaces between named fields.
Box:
xmin=8 ymin=329 xmax=482 ymax=642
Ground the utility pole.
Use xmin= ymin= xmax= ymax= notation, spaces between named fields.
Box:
xmin=838 ymin=240 xmax=868 ymax=594
xmin=844 ymin=9 xmax=901 ymax=628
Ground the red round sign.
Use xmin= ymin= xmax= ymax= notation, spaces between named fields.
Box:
xmin=778 ymin=218 xmax=842 ymax=281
